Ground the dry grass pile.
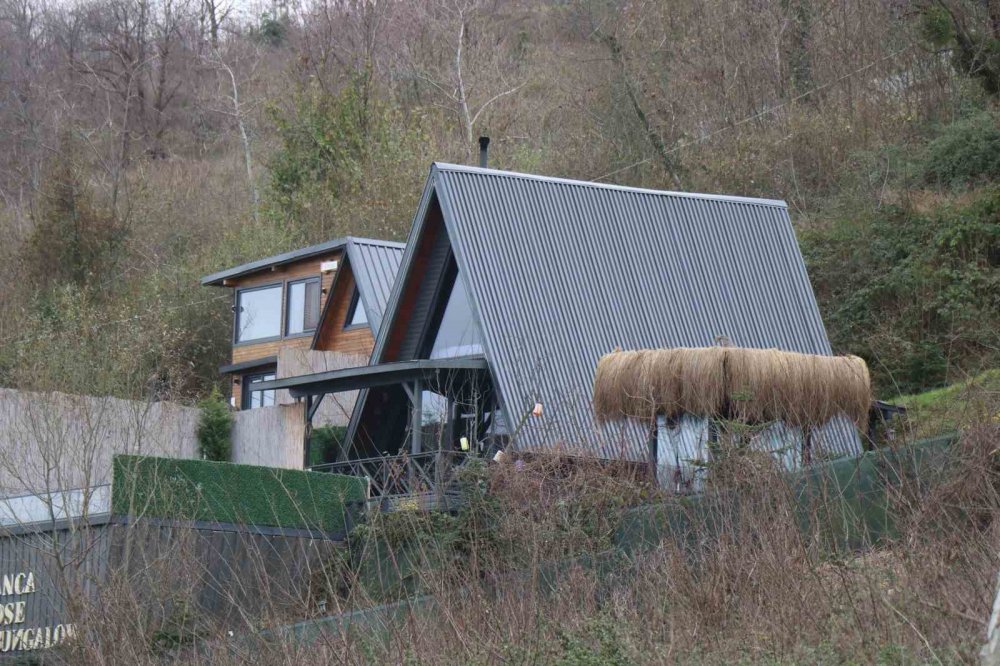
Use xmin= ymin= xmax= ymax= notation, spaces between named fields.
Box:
xmin=594 ymin=347 xmax=871 ymax=429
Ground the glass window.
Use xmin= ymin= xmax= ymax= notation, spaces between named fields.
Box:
xmin=243 ymin=372 xmax=276 ymax=409
xmin=235 ymin=285 xmax=282 ymax=342
xmin=429 ymin=271 xmax=483 ymax=359
xmin=286 ymin=278 xmax=321 ymax=335
xmin=344 ymin=289 xmax=368 ymax=328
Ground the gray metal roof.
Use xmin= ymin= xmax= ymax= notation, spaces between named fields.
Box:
xmin=346 ymin=239 xmax=406 ymax=331
xmin=307 ymin=238 xmax=405 ymax=347
xmin=367 ymin=163 xmax=858 ymax=459
xmin=201 ymin=238 xmax=350 ymax=286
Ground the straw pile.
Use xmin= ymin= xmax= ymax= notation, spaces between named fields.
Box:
xmin=593 ymin=347 xmax=871 ymax=429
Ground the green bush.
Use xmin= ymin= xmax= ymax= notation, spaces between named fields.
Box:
xmin=803 ymin=187 xmax=1000 ymax=394
xmin=916 ymin=112 xmax=1000 ymax=188
xmin=196 ymin=388 xmax=232 ymax=461
xmin=111 ymin=455 xmax=367 ymax=533
xmin=308 ymin=425 xmax=347 ymax=467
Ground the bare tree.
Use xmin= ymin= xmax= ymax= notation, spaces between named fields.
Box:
xmin=201 ymin=44 xmax=263 ymax=221
xmin=399 ymin=0 xmax=526 ymax=161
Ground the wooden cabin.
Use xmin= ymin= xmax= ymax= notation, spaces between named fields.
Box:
xmin=201 ymin=237 xmax=404 ymax=410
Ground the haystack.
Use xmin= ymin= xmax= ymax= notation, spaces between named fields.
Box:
xmin=593 ymin=347 xmax=871 ymax=429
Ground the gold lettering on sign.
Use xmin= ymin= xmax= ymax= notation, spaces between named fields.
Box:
xmin=0 ymin=571 xmax=74 ymax=653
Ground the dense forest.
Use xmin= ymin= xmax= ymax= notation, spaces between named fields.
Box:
xmin=0 ymin=0 xmax=997 ymax=404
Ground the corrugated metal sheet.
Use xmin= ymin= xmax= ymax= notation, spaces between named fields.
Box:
xmin=346 ymin=239 xmax=406 ymax=331
xmin=369 ymin=163 xmax=860 ymax=460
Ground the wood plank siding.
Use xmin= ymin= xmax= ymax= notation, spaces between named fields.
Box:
xmin=225 ymin=250 xmax=341 ymax=406
xmin=228 ymin=249 xmax=340 ymax=365
xmin=313 ymin=263 xmax=376 ymax=356
xmin=384 ymin=197 xmax=445 ymax=362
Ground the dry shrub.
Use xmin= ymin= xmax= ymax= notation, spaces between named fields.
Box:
xmin=890 ymin=424 xmax=1000 ymax=638
xmin=594 ymin=346 xmax=871 ymax=429
xmin=43 ymin=428 xmax=1000 ymax=664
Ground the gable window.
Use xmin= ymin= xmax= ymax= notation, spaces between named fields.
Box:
xmin=235 ymin=284 xmax=282 ymax=343
xmin=242 ymin=371 xmax=276 ymax=409
xmin=429 ymin=267 xmax=483 ymax=359
xmin=344 ymin=288 xmax=368 ymax=329
xmin=286 ymin=277 xmax=321 ymax=335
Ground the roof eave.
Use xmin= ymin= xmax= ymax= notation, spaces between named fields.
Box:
xmin=200 ymin=238 xmax=350 ymax=287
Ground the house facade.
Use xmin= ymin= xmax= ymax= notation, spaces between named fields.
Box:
xmin=256 ymin=163 xmax=861 ymax=482
xmin=201 ymin=237 xmax=404 ymax=411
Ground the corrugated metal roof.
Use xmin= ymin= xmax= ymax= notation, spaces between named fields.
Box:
xmin=368 ymin=163 xmax=860 ymax=460
xmin=346 ymin=239 xmax=406 ymax=331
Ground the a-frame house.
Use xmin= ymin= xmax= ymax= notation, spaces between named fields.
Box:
xmin=257 ymin=164 xmax=859 ymax=482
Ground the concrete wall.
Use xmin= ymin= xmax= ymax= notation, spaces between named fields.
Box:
xmin=276 ymin=349 xmax=368 ymax=427
xmin=0 ymin=390 xmax=200 ymax=495
xmin=231 ymin=403 xmax=306 ymax=469
xmin=0 ymin=389 xmax=310 ymax=496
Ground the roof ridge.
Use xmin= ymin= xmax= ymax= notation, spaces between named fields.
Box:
xmin=346 ymin=236 xmax=407 ymax=249
xmin=431 ymin=162 xmax=788 ymax=208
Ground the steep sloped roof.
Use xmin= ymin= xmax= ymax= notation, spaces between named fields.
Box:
xmin=309 ymin=238 xmax=406 ymax=348
xmin=347 ymin=238 xmax=406 ymax=331
xmin=369 ymin=163 xmax=857 ymax=458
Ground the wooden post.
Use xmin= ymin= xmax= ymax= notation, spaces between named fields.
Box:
xmin=436 ymin=396 xmax=455 ymax=510
xmin=646 ymin=422 xmax=658 ymax=486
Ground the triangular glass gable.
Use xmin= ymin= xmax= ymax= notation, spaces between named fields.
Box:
xmin=428 ymin=267 xmax=483 ymax=359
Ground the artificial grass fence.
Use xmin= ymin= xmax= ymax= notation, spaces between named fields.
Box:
xmin=111 ymin=455 xmax=368 ymax=534
xmin=616 ymin=433 xmax=959 ymax=554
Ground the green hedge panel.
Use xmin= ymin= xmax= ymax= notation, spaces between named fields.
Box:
xmin=111 ymin=455 xmax=367 ymax=534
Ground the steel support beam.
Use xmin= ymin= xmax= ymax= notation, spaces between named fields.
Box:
xmin=307 ymin=393 xmax=326 ymax=421
xmin=411 ymin=379 xmax=422 ymax=456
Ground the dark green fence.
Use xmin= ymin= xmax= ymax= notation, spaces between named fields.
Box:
xmin=616 ymin=434 xmax=958 ymax=554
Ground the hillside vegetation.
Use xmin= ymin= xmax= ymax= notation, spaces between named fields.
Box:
xmin=0 ymin=0 xmax=998 ymax=402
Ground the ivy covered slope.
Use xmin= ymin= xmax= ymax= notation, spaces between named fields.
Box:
xmin=896 ymin=370 xmax=1000 ymax=440
xmin=802 ymin=115 xmax=1000 ymax=396
xmin=111 ymin=455 xmax=367 ymax=534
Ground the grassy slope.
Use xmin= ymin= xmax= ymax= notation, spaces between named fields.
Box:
xmin=896 ymin=369 xmax=1000 ymax=439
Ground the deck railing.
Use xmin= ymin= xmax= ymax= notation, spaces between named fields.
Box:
xmin=311 ymin=450 xmax=467 ymax=500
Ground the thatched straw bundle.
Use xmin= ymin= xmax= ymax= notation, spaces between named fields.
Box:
xmin=593 ymin=347 xmax=871 ymax=429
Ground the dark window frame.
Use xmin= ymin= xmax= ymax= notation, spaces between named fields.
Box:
xmin=241 ymin=369 xmax=277 ymax=410
xmin=343 ymin=288 xmax=369 ymax=330
xmin=284 ymin=276 xmax=322 ymax=338
xmin=233 ymin=282 xmax=283 ymax=345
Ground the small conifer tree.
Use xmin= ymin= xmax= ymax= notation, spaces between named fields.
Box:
xmin=197 ymin=388 xmax=232 ymax=461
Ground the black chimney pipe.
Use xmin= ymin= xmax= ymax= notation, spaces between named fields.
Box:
xmin=478 ymin=136 xmax=490 ymax=168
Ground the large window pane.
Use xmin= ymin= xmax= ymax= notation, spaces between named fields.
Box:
xmin=429 ymin=272 xmax=483 ymax=359
xmin=236 ymin=286 xmax=281 ymax=342
xmin=287 ymin=278 xmax=320 ymax=335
